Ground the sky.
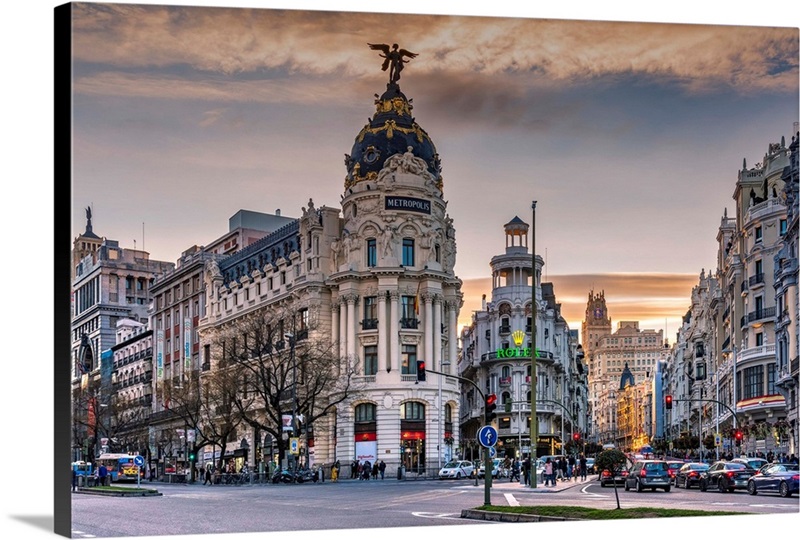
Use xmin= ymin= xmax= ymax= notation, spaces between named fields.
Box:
xmin=2 ymin=2 xmax=798 ymax=540
xmin=65 ymin=0 xmax=797 ymax=340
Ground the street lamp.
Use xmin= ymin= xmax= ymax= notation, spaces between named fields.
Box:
xmin=438 ymin=361 xmax=451 ymax=470
xmin=530 ymin=200 xmax=538 ymax=488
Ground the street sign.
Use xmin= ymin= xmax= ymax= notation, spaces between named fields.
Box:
xmin=290 ymin=437 xmax=299 ymax=455
xmin=715 ymin=433 xmax=721 ymax=447
xmin=478 ymin=425 xmax=498 ymax=448
xmin=133 ymin=455 xmax=145 ymax=467
xmin=489 ymin=447 xmax=497 ymax=458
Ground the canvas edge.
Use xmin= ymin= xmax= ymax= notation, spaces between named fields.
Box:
xmin=54 ymin=2 xmax=74 ymax=538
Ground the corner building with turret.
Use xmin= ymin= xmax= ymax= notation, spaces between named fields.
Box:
xmin=191 ymin=77 xmax=462 ymax=477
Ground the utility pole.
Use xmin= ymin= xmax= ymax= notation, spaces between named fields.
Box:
xmin=530 ymin=200 xmax=538 ymax=488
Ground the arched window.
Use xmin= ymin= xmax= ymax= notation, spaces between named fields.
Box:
xmin=366 ymin=238 xmax=377 ymax=267
xmin=501 ymin=365 xmax=511 ymax=378
xmin=402 ymin=401 xmax=425 ymax=420
xmin=444 ymin=403 xmax=452 ymax=423
xmin=355 ymin=403 xmax=376 ymax=422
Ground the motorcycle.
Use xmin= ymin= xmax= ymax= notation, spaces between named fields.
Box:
xmin=295 ymin=468 xmax=318 ymax=483
xmin=271 ymin=468 xmax=296 ymax=484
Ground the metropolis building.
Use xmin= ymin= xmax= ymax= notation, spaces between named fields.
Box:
xmin=150 ymin=70 xmax=465 ymax=476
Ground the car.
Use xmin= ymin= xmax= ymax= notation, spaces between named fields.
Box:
xmin=666 ymin=461 xmax=684 ymax=484
xmin=585 ymin=457 xmax=596 ymax=475
xmin=733 ymin=457 xmax=769 ymax=471
xmin=700 ymin=461 xmax=757 ymax=493
xmin=438 ymin=460 xmax=474 ymax=480
xmin=600 ymin=467 xmax=629 ymax=487
xmin=674 ymin=462 xmax=709 ymax=489
xmin=625 ymin=460 xmax=672 ymax=492
xmin=747 ymin=463 xmax=799 ymax=498
xmin=477 ymin=458 xmax=506 ymax=479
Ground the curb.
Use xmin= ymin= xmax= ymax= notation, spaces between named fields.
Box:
xmin=460 ymin=509 xmax=585 ymax=522
xmin=75 ymin=489 xmax=163 ymax=497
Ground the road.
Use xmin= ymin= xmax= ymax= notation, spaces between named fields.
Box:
xmin=70 ymin=477 xmax=799 ymax=538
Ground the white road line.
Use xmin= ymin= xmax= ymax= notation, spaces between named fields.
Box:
xmin=504 ymin=493 xmax=520 ymax=507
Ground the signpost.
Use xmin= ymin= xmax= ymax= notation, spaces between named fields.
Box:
xmin=134 ymin=455 xmax=145 ymax=488
xmin=478 ymin=425 xmax=498 ymax=505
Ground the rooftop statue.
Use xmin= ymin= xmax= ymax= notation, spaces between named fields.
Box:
xmin=368 ymin=43 xmax=418 ymax=84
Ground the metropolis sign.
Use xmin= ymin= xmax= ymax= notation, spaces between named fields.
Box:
xmin=384 ymin=196 xmax=431 ymax=214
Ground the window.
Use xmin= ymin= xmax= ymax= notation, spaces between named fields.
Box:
xmin=401 ymin=296 xmax=418 ymax=328
xmin=402 ymin=238 xmax=414 ymax=266
xmin=366 ymin=238 xmax=377 ymax=267
xmin=756 ymin=332 xmax=764 ymax=346
xmin=743 ymin=365 xmax=764 ymax=400
xmin=364 ymin=345 xmax=378 ymax=375
xmin=401 ymin=344 xmax=417 ymax=374
xmin=755 ymin=226 xmax=762 ymax=243
xmin=780 ymin=219 xmax=787 ymax=236
xmin=402 ymin=401 xmax=425 ymax=420
xmin=362 ymin=296 xmax=378 ymax=329
xmin=355 ymin=403 xmax=376 ymax=422
xmin=767 ymin=363 xmax=776 ymax=395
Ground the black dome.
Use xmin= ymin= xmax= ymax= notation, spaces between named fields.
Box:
xmin=345 ymin=82 xmax=442 ymax=190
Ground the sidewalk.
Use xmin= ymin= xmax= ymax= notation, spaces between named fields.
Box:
xmin=462 ymin=475 xmax=594 ymax=493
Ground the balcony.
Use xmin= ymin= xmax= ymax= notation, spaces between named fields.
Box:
xmin=746 ymin=306 xmax=776 ymax=324
xmin=737 ymin=343 xmax=776 ymax=364
xmin=400 ymin=318 xmax=419 ymax=329
xmin=741 ymin=280 xmax=748 ymax=294
xmin=499 ymin=325 xmax=511 ymax=335
xmin=744 ymin=198 xmax=785 ymax=224
xmin=361 ymin=318 xmax=379 ymax=331
xmin=748 ymin=273 xmax=765 ymax=289
xmin=499 ymin=377 xmax=512 ymax=386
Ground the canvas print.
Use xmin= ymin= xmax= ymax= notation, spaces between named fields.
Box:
xmin=55 ymin=1 xmax=800 ymax=539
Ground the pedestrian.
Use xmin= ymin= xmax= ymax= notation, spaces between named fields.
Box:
xmin=544 ymin=458 xmax=554 ymax=487
xmin=98 ymin=463 xmax=109 ymax=486
xmin=203 ymin=465 xmax=212 ymax=485
xmin=522 ymin=457 xmax=530 ymax=485
xmin=353 ymin=460 xmax=359 ymax=479
xmin=579 ymin=453 xmax=587 ymax=481
xmin=372 ymin=461 xmax=379 ymax=480
xmin=362 ymin=461 xmax=371 ymax=480
xmin=568 ymin=454 xmax=575 ymax=479
xmin=72 ymin=468 xmax=77 ymax=492
xmin=378 ymin=460 xmax=386 ymax=480
xmin=332 ymin=460 xmax=340 ymax=482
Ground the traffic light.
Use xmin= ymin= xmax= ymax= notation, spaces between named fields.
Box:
xmin=504 ymin=400 xmax=512 ymax=413
xmin=573 ymin=432 xmax=580 ymax=442
xmin=484 ymin=393 xmax=497 ymax=423
xmin=188 ymin=450 xmax=196 ymax=463
xmin=665 ymin=394 xmax=673 ymax=410
xmin=735 ymin=430 xmax=743 ymax=444
xmin=416 ymin=360 xmax=426 ymax=382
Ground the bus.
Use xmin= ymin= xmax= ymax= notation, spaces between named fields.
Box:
xmin=71 ymin=461 xmax=93 ymax=477
xmin=96 ymin=453 xmax=144 ymax=482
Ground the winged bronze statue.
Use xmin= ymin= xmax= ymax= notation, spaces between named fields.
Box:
xmin=368 ymin=43 xmax=418 ymax=84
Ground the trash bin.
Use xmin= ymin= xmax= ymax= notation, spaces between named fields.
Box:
xmin=397 ymin=466 xmax=404 ymax=480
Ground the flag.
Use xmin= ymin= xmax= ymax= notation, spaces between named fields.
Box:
xmin=414 ymin=281 xmax=421 ymax=316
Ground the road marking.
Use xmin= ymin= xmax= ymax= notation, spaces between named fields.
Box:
xmin=580 ymin=485 xmax=609 ymax=498
xmin=504 ymin=493 xmax=520 ymax=507
xmin=412 ymin=512 xmax=464 ymax=521
xmin=749 ymin=503 xmax=798 ymax=508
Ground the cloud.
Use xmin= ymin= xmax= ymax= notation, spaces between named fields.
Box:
xmin=70 ymin=4 xmax=798 ymax=95
xmin=459 ymin=272 xmax=699 ymax=335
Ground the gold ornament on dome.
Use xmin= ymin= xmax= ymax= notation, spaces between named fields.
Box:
xmin=375 ymin=96 xmax=412 ymax=117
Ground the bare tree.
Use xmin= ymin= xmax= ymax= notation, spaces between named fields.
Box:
xmin=205 ymin=305 xmax=363 ymax=468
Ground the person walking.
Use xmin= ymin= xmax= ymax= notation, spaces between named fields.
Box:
xmin=559 ymin=456 xmax=568 ymax=482
xmin=352 ymin=460 xmax=359 ymax=479
xmin=521 ymin=457 xmax=530 ymax=485
xmin=544 ymin=458 xmax=554 ymax=487
xmin=378 ymin=460 xmax=386 ymax=480
xmin=98 ymin=463 xmax=109 ymax=486
xmin=567 ymin=454 xmax=576 ymax=480
xmin=579 ymin=454 xmax=587 ymax=481
xmin=332 ymin=460 xmax=340 ymax=482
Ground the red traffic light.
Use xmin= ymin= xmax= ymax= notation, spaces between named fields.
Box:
xmin=416 ymin=360 xmax=426 ymax=382
xmin=734 ymin=430 xmax=743 ymax=441
xmin=573 ymin=432 xmax=580 ymax=441
xmin=486 ymin=394 xmax=497 ymax=406
xmin=665 ymin=395 xmax=673 ymax=410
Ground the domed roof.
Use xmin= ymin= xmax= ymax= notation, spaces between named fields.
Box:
xmin=344 ymin=82 xmax=442 ymax=190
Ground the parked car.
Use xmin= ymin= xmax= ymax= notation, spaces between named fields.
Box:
xmin=666 ymin=461 xmax=684 ymax=484
xmin=585 ymin=457 xmax=596 ymax=474
xmin=438 ymin=460 xmax=474 ymax=480
xmin=477 ymin=458 xmax=506 ymax=479
xmin=747 ymin=463 xmax=799 ymax=498
xmin=674 ymin=462 xmax=709 ymax=489
xmin=625 ymin=460 xmax=672 ymax=492
xmin=733 ymin=457 xmax=769 ymax=471
xmin=700 ymin=461 xmax=757 ymax=493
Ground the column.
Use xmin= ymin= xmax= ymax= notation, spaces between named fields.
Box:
xmin=346 ymin=294 xmax=357 ymax=359
xmin=433 ymin=295 xmax=442 ymax=370
xmin=447 ymin=300 xmax=458 ymax=375
xmin=332 ymin=301 xmax=340 ymax=358
xmin=389 ymin=291 xmax=400 ymax=372
xmin=378 ymin=291 xmax=387 ymax=372
xmin=423 ymin=292 xmax=434 ymax=364
xmin=339 ymin=298 xmax=347 ymax=359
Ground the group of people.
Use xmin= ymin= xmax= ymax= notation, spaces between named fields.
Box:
xmin=349 ymin=459 xmax=387 ymax=480
xmin=540 ymin=454 xmax=588 ymax=486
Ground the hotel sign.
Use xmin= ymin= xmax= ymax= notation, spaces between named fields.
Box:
xmin=385 ymin=196 xmax=431 ymax=214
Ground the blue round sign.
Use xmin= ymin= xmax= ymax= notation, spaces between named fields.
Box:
xmin=133 ymin=455 xmax=145 ymax=467
xmin=478 ymin=425 xmax=498 ymax=448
